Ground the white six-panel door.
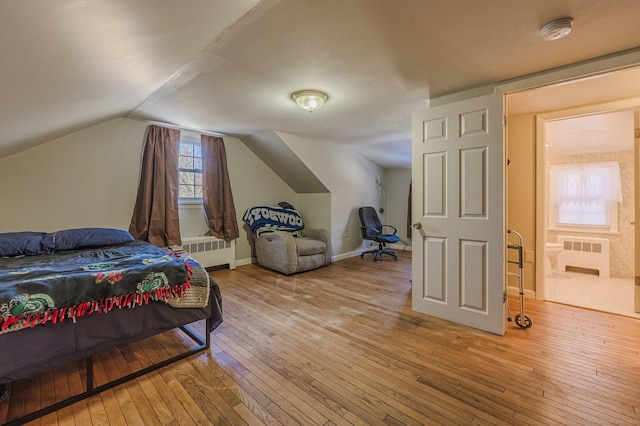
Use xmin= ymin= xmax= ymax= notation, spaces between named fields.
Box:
xmin=411 ymin=92 xmax=506 ymax=335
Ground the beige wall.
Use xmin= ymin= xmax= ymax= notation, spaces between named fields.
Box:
xmin=223 ymin=137 xmax=298 ymax=262
xmin=507 ymin=114 xmax=537 ymax=291
xmin=0 ymin=118 xmax=298 ymax=264
xmin=296 ymin=193 xmax=332 ymax=236
xmin=0 ymin=118 xmax=147 ymax=232
xmin=0 ymin=117 xmax=388 ymax=264
xmin=386 ymin=168 xmax=412 ymax=249
xmin=277 ymin=132 xmax=386 ymax=259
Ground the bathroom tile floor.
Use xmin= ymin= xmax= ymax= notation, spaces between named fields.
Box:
xmin=545 ymin=270 xmax=640 ymax=319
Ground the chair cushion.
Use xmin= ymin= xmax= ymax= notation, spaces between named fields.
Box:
xmin=294 ymin=237 xmax=326 ymax=256
xmin=379 ymin=234 xmax=400 ymax=244
xmin=296 ymin=253 xmax=326 ymax=272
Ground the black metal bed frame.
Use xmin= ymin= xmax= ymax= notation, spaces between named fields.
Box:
xmin=1 ymin=318 xmax=212 ymax=426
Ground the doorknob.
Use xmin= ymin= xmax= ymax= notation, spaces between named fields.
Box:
xmin=412 ymin=222 xmax=422 ymax=229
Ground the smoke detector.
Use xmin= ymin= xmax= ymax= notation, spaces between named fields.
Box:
xmin=540 ymin=18 xmax=574 ymax=41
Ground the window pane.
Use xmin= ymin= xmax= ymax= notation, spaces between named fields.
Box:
xmin=179 ymin=155 xmax=194 ymax=169
xmin=179 ymin=141 xmax=203 ymax=200
xmin=557 ymin=201 xmax=608 ymax=226
xmin=179 ymin=171 xmax=194 ymax=185
xmin=181 ymin=185 xmax=195 ymax=198
xmin=179 ymin=143 xmax=193 ymax=156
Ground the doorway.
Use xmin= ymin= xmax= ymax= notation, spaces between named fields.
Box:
xmin=506 ymin=69 xmax=640 ymax=318
xmin=540 ymin=109 xmax=638 ymax=318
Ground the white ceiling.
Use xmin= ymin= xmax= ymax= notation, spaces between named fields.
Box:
xmin=545 ymin=110 xmax=635 ymax=155
xmin=3 ymin=0 xmax=640 ymax=168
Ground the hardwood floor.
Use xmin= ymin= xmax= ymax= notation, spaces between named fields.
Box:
xmin=3 ymin=250 xmax=640 ymax=425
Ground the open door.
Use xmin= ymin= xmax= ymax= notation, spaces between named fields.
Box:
xmin=411 ymin=92 xmax=506 ymax=335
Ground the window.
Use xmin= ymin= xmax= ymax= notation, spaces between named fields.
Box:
xmin=178 ymin=132 xmax=202 ymax=200
xmin=548 ymin=161 xmax=622 ymax=233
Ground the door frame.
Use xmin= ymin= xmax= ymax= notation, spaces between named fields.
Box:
xmin=431 ymin=50 xmax=640 ymax=109
xmin=418 ymin=49 xmax=640 ymax=321
xmin=535 ymin=98 xmax=640 ymax=302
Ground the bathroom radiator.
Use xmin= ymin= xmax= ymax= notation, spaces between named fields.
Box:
xmin=556 ymin=235 xmax=609 ymax=278
xmin=181 ymin=236 xmax=235 ymax=270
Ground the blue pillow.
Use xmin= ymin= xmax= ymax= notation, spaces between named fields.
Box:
xmin=42 ymin=228 xmax=135 ymax=252
xmin=0 ymin=232 xmax=47 ymax=257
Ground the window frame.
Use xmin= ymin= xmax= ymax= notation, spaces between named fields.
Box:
xmin=178 ymin=131 xmax=203 ymax=205
xmin=548 ymin=161 xmax=621 ymax=234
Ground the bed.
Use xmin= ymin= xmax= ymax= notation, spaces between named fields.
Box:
xmin=0 ymin=228 xmax=223 ymax=425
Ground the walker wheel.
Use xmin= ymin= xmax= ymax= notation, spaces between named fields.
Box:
xmin=514 ymin=314 xmax=532 ymax=329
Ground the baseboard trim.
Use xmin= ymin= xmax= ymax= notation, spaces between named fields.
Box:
xmin=389 ymin=243 xmax=412 ymax=251
xmin=332 ymin=250 xmax=363 ymax=262
xmin=507 ymin=285 xmax=536 ymax=299
xmin=235 ymin=257 xmax=253 ymax=267
xmin=333 ymin=245 xmax=411 ymax=262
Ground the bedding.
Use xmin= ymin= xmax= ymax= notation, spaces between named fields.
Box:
xmin=0 ymin=236 xmax=223 ymax=384
xmin=40 ymin=227 xmax=135 ymax=252
xmin=0 ymin=240 xmax=203 ymax=334
xmin=0 ymin=231 xmax=46 ymax=257
xmin=0 ymin=227 xmax=135 ymax=257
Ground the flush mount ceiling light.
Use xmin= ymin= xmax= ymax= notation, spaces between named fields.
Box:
xmin=291 ymin=90 xmax=329 ymax=113
xmin=540 ymin=17 xmax=574 ymax=41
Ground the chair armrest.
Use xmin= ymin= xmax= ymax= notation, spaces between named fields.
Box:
xmin=302 ymin=228 xmax=331 ymax=265
xmin=254 ymin=231 xmax=298 ymax=274
xmin=380 ymin=224 xmax=398 ymax=235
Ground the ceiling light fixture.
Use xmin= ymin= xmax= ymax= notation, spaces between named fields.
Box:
xmin=540 ymin=17 xmax=574 ymax=41
xmin=291 ymin=90 xmax=329 ymax=113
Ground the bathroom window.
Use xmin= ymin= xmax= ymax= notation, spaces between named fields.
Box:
xmin=548 ymin=161 xmax=621 ymax=233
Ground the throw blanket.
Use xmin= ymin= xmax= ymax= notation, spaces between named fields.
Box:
xmin=0 ymin=240 xmax=202 ymax=334
xmin=243 ymin=206 xmax=304 ymax=236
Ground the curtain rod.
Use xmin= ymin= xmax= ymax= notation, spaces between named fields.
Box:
xmin=146 ymin=120 xmax=227 ymax=137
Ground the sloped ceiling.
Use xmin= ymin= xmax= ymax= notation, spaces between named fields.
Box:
xmin=241 ymin=131 xmax=328 ymax=193
xmin=0 ymin=0 xmax=261 ymax=157
xmin=3 ymin=0 xmax=640 ymax=168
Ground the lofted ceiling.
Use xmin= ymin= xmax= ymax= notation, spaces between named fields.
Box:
xmin=2 ymin=0 xmax=640 ymax=169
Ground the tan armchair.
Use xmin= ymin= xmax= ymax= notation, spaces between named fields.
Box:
xmin=253 ymin=228 xmax=331 ymax=275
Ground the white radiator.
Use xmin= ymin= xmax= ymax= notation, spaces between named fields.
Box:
xmin=556 ymin=235 xmax=609 ymax=278
xmin=181 ymin=236 xmax=235 ymax=270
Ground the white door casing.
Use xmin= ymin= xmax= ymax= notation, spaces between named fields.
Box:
xmin=411 ymin=92 xmax=506 ymax=335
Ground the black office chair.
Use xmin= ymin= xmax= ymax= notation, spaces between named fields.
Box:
xmin=358 ymin=206 xmax=400 ymax=261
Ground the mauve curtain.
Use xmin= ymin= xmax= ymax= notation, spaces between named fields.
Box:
xmin=201 ymin=135 xmax=239 ymax=241
xmin=129 ymin=125 xmax=182 ymax=247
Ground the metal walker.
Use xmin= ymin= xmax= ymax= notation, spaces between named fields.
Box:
xmin=507 ymin=229 xmax=532 ymax=329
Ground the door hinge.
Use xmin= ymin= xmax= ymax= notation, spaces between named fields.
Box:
xmin=503 ymin=292 xmax=507 ymax=302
